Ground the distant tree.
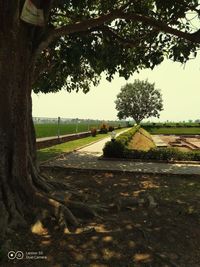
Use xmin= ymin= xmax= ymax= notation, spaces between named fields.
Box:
xmin=115 ymin=80 xmax=163 ymax=124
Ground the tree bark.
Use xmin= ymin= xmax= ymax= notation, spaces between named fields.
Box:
xmin=0 ymin=2 xmax=36 ymax=239
xmin=0 ymin=2 xmax=93 ymax=243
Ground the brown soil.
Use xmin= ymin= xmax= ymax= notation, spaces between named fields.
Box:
xmin=2 ymin=168 xmax=200 ymax=267
xmin=159 ymin=135 xmax=200 ymax=151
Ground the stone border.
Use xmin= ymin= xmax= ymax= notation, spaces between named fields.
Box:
xmin=100 ymin=156 xmax=200 ymax=165
xmin=40 ymin=165 xmax=200 ymax=178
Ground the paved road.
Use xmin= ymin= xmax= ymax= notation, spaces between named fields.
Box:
xmin=43 ymin=130 xmax=200 ymax=176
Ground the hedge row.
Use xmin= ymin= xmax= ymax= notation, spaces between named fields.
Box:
xmin=103 ymin=126 xmax=140 ymax=157
xmin=126 ymin=147 xmax=200 ymax=161
xmin=142 ymin=123 xmax=200 ymax=128
xmin=104 ymin=145 xmax=200 ymax=161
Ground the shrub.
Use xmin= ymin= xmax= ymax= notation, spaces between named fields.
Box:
xmin=91 ymin=127 xmax=97 ymax=137
xmin=99 ymin=123 xmax=108 ymax=134
xmin=124 ymin=147 xmax=200 ymax=161
xmin=103 ymin=140 xmax=126 ymax=157
xmin=108 ymin=125 xmax=115 ymax=132
xmin=116 ymin=125 xmax=140 ymax=146
xmin=103 ymin=126 xmax=140 ymax=157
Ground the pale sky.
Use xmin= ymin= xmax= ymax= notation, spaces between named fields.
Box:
xmin=32 ymin=53 xmax=200 ymax=122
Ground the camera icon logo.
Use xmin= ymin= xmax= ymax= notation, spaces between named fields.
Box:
xmin=8 ymin=251 xmax=24 ymax=260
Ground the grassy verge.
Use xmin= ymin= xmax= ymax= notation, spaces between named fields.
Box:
xmin=37 ymin=128 xmax=127 ymax=162
xmin=145 ymin=127 xmax=200 ymax=135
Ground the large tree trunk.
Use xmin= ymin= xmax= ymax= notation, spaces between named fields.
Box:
xmin=0 ymin=1 xmax=33 ymax=237
xmin=0 ymin=2 xmax=99 ymax=244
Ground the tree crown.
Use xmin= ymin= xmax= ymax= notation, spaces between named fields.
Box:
xmin=115 ymin=79 xmax=163 ymax=124
xmin=24 ymin=0 xmax=200 ymax=94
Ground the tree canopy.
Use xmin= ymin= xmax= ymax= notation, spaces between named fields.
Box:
xmin=32 ymin=0 xmax=200 ymax=94
xmin=115 ymin=80 xmax=163 ymax=124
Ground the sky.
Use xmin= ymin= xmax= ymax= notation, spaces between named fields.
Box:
xmin=32 ymin=53 xmax=200 ymax=122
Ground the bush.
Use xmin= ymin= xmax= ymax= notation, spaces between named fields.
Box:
xmin=116 ymin=125 xmax=140 ymax=146
xmin=99 ymin=124 xmax=108 ymax=134
xmin=103 ymin=140 xmax=126 ymax=157
xmin=124 ymin=147 xmax=200 ymax=161
xmin=91 ymin=127 xmax=97 ymax=137
xmin=108 ymin=125 xmax=115 ymax=132
xmin=103 ymin=126 xmax=140 ymax=157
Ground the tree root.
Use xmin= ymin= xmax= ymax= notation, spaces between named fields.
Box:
xmin=1 ymin=159 xmax=104 ymax=237
xmin=27 ymin=175 xmax=107 ymax=234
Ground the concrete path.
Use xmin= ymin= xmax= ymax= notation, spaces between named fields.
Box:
xmin=43 ymin=130 xmax=200 ymax=176
xmin=43 ymin=150 xmax=200 ymax=176
xmin=77 ymin=129 xmax=129 ymax=154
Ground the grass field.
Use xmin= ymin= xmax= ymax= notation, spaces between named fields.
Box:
xmin=35 ymin=123 xmax=100 ymax=138
xmin=145 ymin=127 xmax=200 ymax=135
xmin=34 ymin=122 xmax=125 ymax=138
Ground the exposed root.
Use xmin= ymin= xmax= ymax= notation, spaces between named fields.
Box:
xmin=1 ymin=159 xmax=103 ymax=237
xmin=32 ymin=191 xmax=79 ymax=230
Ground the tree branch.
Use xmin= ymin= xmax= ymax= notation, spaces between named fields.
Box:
xmin=33 ymin=9 xmax=200 ymax=61
xmin=96 ymin=25 xmax=151 ymax=48
xmin=118 ymin=12 xmax=200 ymax=43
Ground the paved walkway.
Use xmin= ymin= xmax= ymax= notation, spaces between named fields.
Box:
xmin=43 ymin=132 xmax=200 ymax=176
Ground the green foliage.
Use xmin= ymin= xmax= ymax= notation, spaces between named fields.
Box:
xmin=103 ymin=140 xmax=126 ymax=158
xmin=103 ymin=126 xmax=140 ymax=157
xmin=126 ymin=147 xmax=200 ymax=161
xmin=116 ymin=126 xmax=140 ymax=146
xmin=143 ymin=127 xmax=200 ymax=135
xmin=115 ymin=80 xmax=163 ymax=124
xmin=32 ymin=1 xmax=200 ymax=94
xmin=104 ymin=144 xmax=200 ymax=161
xmin=142 ymin=122 xmax=200 ymax=128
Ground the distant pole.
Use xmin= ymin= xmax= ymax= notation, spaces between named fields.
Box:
xmin=88 ymin=120 xmax=90 ymax=131
xmin=76 ymin=120 xmax=78 ymax=134
xmin=57 ymin=116 xmax=60 ymax=139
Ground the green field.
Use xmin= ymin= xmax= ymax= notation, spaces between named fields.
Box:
xmin=34 ymin=122 xmax=125 ymax=138
xmin=145 ymin=127 xmax=200 ymax=135
xmin=35 ymin=123 xmax=99 ymax=138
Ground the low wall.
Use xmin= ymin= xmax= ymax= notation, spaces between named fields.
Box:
xmin=37 ymin=132 xmax=91 ymax=149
